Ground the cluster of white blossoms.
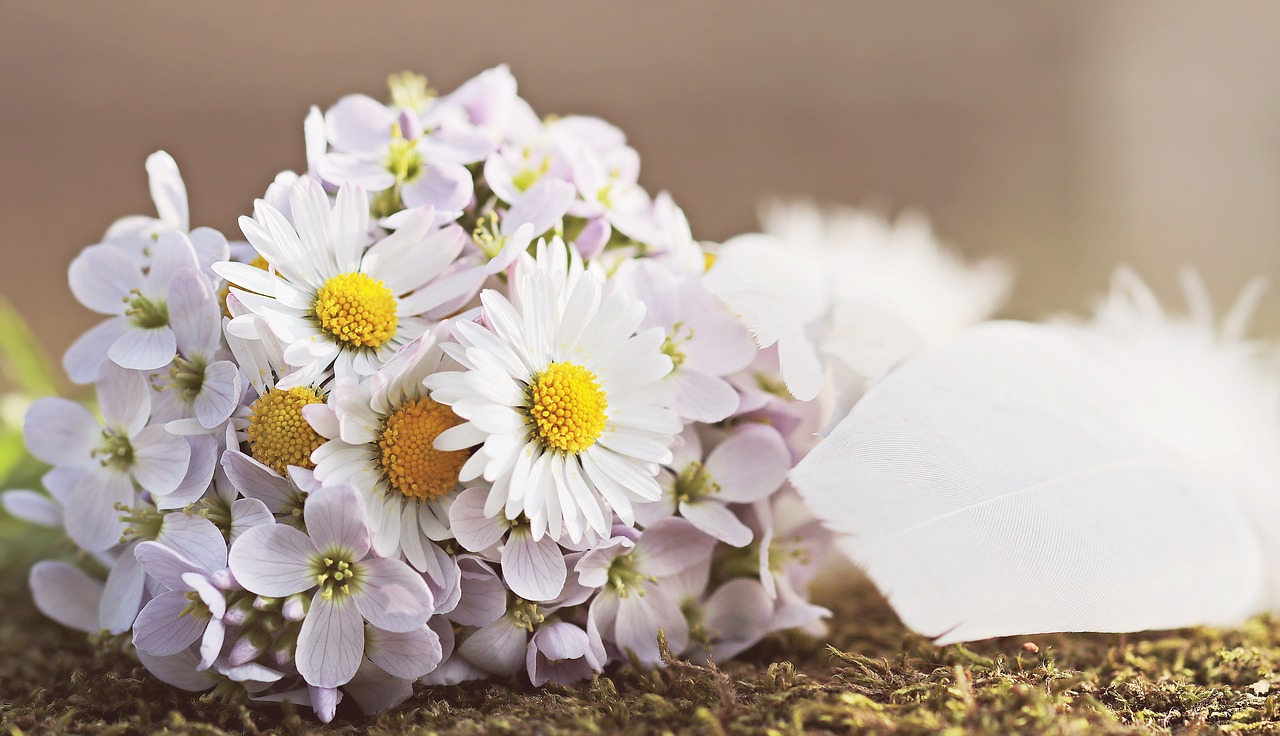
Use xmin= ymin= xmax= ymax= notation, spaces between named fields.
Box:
xmin=10 ymin=67 xmax=1010 ymax=722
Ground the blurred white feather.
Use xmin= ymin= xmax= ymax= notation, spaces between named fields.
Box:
xmin=792 ymin=268 xmax=1280 ymax=643
xmin=706 ymin=200 xmax=1011 ymax=406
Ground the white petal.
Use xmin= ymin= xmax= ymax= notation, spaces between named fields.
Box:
xmin=669 ymin=370 xmax=740 ymax=424
xmin=615 ymin=587 xmax=687 ymax=665
xmin=157 ymin=513 xmax=228 ymax=572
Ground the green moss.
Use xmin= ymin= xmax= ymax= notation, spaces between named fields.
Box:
xmin=5 ymin=553 xmax=1280 ymax=736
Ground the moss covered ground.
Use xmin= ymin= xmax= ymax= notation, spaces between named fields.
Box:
xmin=2 ymin=505 xmax=1279 ymax=736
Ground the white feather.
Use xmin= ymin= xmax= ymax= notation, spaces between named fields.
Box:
xmin=793 ymin=310 xmax=1274 ymax=643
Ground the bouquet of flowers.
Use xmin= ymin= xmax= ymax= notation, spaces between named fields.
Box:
xmin=9 ymin=67 xmax=870 ymax=721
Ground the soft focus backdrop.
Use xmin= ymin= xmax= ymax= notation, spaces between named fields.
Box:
xmin=5 ymin=2 xmax=1280 ymax=380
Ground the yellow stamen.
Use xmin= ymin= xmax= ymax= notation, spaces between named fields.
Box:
xmin=247 ymin=386 xmax=327 ymax=475
xmin=528 ymin=362 xmax=608 ymax=454
xmin=314 ymin=272 xmax=399 ymax=349
xmin=379 ymin=398 xmax=468 ymax=501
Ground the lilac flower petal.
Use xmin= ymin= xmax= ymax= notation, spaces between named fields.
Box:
xmin=137 ymin=648 xmax=220 ymax=692
xmin=2 ymin=490 xmax=61 ymax=528
xmin=448 ymin=486 xmax=506 ymax=552
xmin=158 ymin=434 xmax=217 ymax=509
xmin=100 ymin=543 xmax=147 ymax=634
xmin=345 ymin=660 xmax=415 ymax=715
xmin=65 ymin=468 xmax=133 ymax=552
xmin=527 ymin=621 xmax=596 ymax=687
xmin=704 ymin=578 xmax=774 ymax=661
xmin=229 ymin=497 xmax=275 ymax=543
xmin=304 ymin=485 xmax=371 ymax=560
xmin=229 ymin=524 xmax=317 ymax=597
xmin=457 ymin=618 xmax=526 ymax=675
xmin=97 ymin=364 xmax=151 ymax=435
xmin=157 ymin=513 xmax=228 ymax=572
xmin=615 ymin=587 xmax=688 ymax=665
xmin=352 ymin=557 xmax=434 ymax=633
xmin=23 ymin=397 xmax=99 ymax=466
xmin=131 ymin=426 xmax=192 ymax=497
xmin=146 ymin=151 xmax=189 ymax=230
xmin=194 ymin=361 xmax=243 ymax=429
xmin=30 ymin=561 xmax=103 ymax=633
xmin=134 ymin=540 xmax=205 ymax=588
xmin=167 ymin=268 xmax=221 ymax=358
xmin=679 ymin=500 xmax=753 ymax=548
xmin=505 ymin=179 xmax=575 ymax=235
xmin=133 ymin=590 xmax=205 ymax=656
xmin=669 ymin=370 xmax=741 ymax=424
xmin=109 ymin=325 xmax=177 ymax=372
xmin=199 ymin=619 xmax=226 ymax=670
xmin=68 ymin=244 xmax=143 ymax=315
xmin=297 ymin=593 xmax=363 ymax=689
xmin=325 ymin=94 xmax=396 ymax=153
xmin=366 ymin=624 xmax=443 ymax=679
xmin=400 ymin=162 xmax=472 ymax=213
xmin=503 ymin=529 xmax=567 ymax=603
xmin=222 ymin=451 xmax=295 ymax=512
xmin=448 ymin=557 xmax=508 ymax=627
xmin=637 ymin=518 xmax=717 ymax=576
xmin=705 ymin=425 xmax=790 ymax=503
xmin=63 ymin=318 xmax=128 ymax=384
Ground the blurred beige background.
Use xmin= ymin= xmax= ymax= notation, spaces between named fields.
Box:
xmin=5 ymin=2 xmax=1280 ymax=375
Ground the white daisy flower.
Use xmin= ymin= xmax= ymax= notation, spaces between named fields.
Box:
xmin=214 ymin=177 xmax=480 ymax=382
xmin=426 ymin=239 xmax=682 ymax=543
xmin=307 ymin=333 xmax=469 ymax=580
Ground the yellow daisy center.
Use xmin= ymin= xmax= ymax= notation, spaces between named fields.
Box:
xmin=379 ymin=398 xmax=469 ymax=501
xmin=247 ymin=386 xmax=327 ymax=475
xmin=528 ymin=362 xmax=608 ymax=454
xmin=314 ymin=272 xmax=399 ymax=349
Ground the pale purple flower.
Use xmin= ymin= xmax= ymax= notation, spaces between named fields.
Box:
xmin=576 ymin=518 xmax=716 ymax=665
xmin=23 ymin=365 xmax=190 ymax=550
xmin=635 ymin=424 xmax=791 ymax=547
xmin=229 ymin=485 xmax=434 ymax=689
xmin=149 ymin=268 xmax=244 ymax=431
xmin=526 ymin=621 xmax=605 ymax=686
xmin=472 ymin=179 xmax=576 ymax=274
xmin=65 ymin=231 xmax=201 ymax=381
xmin=132 ymin=534 xmax=236 ymax=668
xmin=449 ymin=486 xmax=568 ymax=602
xmin=97 ymin=151 xmax=231 ymax=276
xmin=612 ymin=258 xmax=757 ymax=423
